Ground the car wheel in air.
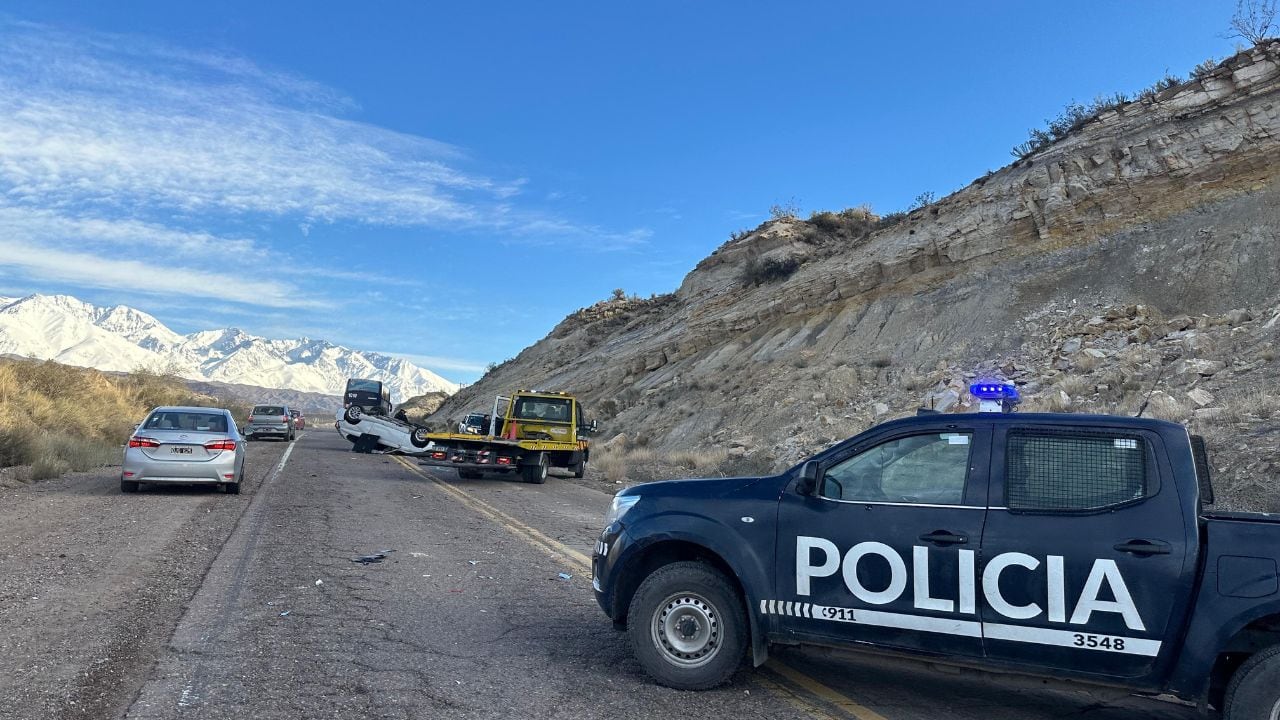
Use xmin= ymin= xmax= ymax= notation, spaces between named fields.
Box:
xmin=344 ymin=405 xmax=363 ymax=424
xmin=410 ymin=427 xmax=431 ymax=448
xmin=521 ymin=453 xmax=548 ymax=484
xmin=120 ymin=479 xmax=139 ymax=493
xmin=1224 ymin=644 xmax=1280 ymax=720
xmin=626 ymin=561 xmax=748 ymax=690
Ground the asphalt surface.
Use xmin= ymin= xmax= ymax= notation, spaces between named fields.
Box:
xmin=0 ymin=429 xmax=1203 ymax=719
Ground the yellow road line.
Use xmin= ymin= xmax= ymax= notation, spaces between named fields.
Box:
xmin=753 ymin=672 xmax=847 ymax=720
xmin=766 ymin=660 xmax=889 ymax=720
xmin=393 ymin=455 xmax=887 ymax=720
xmin=392 ymin=457 xmax=592 ymax=572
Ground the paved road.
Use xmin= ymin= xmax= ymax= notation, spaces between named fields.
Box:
xmin=0 ymin=430 xmax=1201 ymax=719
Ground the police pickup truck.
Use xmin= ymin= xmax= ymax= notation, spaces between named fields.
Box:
xmin=592 ymin=392 xmax=1280 ymax=718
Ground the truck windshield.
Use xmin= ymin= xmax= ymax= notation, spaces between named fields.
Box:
xmin=513 ymin=398 xmax=571 ymax=423
xmin=346 ymin=379 xmax=381 ymax=393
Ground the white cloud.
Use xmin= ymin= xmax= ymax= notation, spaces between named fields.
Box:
xmin=0 ymin=205 xmax=418 ymax=294
xmin=0 ymin=21 xmax=513 ymax=228
xmin=0 ymin=240 xmax=315 ymax=308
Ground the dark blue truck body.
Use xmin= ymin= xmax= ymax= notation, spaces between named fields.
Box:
xmin=592 ymin=412 xmax=1280 ymax=714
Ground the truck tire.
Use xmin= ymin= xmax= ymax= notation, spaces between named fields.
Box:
xmin=521 ymin=453 xmax=549 ymax=484
xmin=344 ymin=406 xmax=363 ymax=424
xmin=571 ymin=459 xmax=586 ymax=478
xmin=1224 ymin=644 xmax=1280 ymax=720
xmin=626 ymin=561 xmax=747 ymax=690
xmin=409 ymin=427 xmax=431 ymax=448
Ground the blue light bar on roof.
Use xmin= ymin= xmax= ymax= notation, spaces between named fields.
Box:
xmin=969 ymin=381 xmax=1020 ymax=402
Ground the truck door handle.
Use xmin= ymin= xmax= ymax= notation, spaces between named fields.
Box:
xmin=1114 ymin=539 xmax=1172 ymax=556
xmin=919 ymin=531 xmax=968 ymax=546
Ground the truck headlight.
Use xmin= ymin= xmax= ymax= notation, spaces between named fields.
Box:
xmin=603 ymin=494 xmax=640 ymax=528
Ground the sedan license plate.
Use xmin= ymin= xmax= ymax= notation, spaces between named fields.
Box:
xmin=170 ymin=446 xmax=194 ymax=455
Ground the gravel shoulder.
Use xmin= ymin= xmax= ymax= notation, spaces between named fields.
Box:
xmin=0 ymin=438 xmax=289 ymax=720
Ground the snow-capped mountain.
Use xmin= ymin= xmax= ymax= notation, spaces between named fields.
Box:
xmin=0 ymin=294 xmax=460 ymax=402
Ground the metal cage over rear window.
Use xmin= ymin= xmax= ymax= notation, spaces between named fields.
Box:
xmin=1005 ymin=428 xmax=1149 ymax=512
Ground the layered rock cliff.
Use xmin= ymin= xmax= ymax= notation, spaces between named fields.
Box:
xmin=431 ymin=43 xmax=1280 ymax=510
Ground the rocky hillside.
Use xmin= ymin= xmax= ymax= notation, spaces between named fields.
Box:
xmin=431 ymin=43 xmax=1280 ymax=511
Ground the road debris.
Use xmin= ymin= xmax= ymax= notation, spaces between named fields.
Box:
xmin=315 ymin=579 xmax=323 ymax=586
xmin=352 ymin=552 xmax=389 ymax=564
xmin=557 ymin=572 xmax=572 ymax=581
xmin=279 ymin=610 xmax=291 ymax=617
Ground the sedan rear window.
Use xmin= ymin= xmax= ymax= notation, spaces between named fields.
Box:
xmin=145 ymin=412 xmax=228 ymax=432
xmin=253 ymin=406 xmax=285 ymax=415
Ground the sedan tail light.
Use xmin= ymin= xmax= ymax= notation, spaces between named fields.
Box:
xmin=204 ymin=439 xmax=237 ymax=451
xmin=129 ymin=436 xmax=160 ymax=448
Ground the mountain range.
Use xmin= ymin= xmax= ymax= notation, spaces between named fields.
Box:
xmin=0 ymin=294 xmax=459 ymax=403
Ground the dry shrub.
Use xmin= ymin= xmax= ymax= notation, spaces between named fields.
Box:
xmin=1146 ymin=393 xmax=1192 ymax=422
xmin=0 ymin=358 xmax=241 ymax=480
xmin=1216 ymin=389 xmax=1280 ymax=422
xmin=1057 ymin=375 xmax=1094 ymax=398
xmin=593 ymin=449 xmax=627 ymax=483
xmin=1021 ymin=391 xmax=1072 ymax=413
xmin=627 ymin=447 xmax=657 ymax=464
xmin=669 ymin=448 xmax=731 ymax=471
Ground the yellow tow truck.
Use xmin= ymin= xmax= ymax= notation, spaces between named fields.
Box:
xmin=417 ymin=391 xmax=596 ymax=483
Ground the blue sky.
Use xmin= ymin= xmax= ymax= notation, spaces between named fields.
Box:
xmin=0 ymin=1 xmax=1244 ymax=383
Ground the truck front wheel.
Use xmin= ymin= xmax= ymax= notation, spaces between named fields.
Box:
xmin=1224 ymin=645 xmax=1280 ymax=720
xmin=625 ymin=561 xmax=747 ymax=690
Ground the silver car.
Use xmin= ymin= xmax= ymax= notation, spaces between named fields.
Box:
xmin=245 ymin=404 xmax=296 ymax=441
xmin=121 ymin=406 xmax=246 ymax=494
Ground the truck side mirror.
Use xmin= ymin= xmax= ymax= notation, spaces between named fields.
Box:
xmin=796 ymin=461 xmax=820 ymax=496
xmin=589 ymin=419 xmax=598 ymax=433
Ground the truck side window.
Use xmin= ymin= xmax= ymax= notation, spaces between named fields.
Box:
xmin=820 ymin=432 xmax=972 ymax=505
xmin=1005 ymin=430 xmax=1147 ymax=512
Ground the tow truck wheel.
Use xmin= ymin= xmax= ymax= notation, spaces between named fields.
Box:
xmin=521 ymin=453 xmax=549 ymax=484
xmin=409 ymin=428 xmax=431 ymax=448
xmin=1224 ymin=644 xmax=1280 ymax=720
xmin=344 ymin=406 xmax=363 ymax=424
xmin=571 ymin=459 xmax=586 ymax=479
xmin=626 ymin=561 xmax=747 ymax=690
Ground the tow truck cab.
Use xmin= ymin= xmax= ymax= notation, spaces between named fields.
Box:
xmin=592 ymin=410 xmax=1280 ymax=718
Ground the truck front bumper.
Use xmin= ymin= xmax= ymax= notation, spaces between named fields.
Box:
xmin=591 ymin=522 xmax=630 ymax=621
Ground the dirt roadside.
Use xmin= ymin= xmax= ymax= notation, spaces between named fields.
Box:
xmin=0 ymin=439 xmax=288 ymax=720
